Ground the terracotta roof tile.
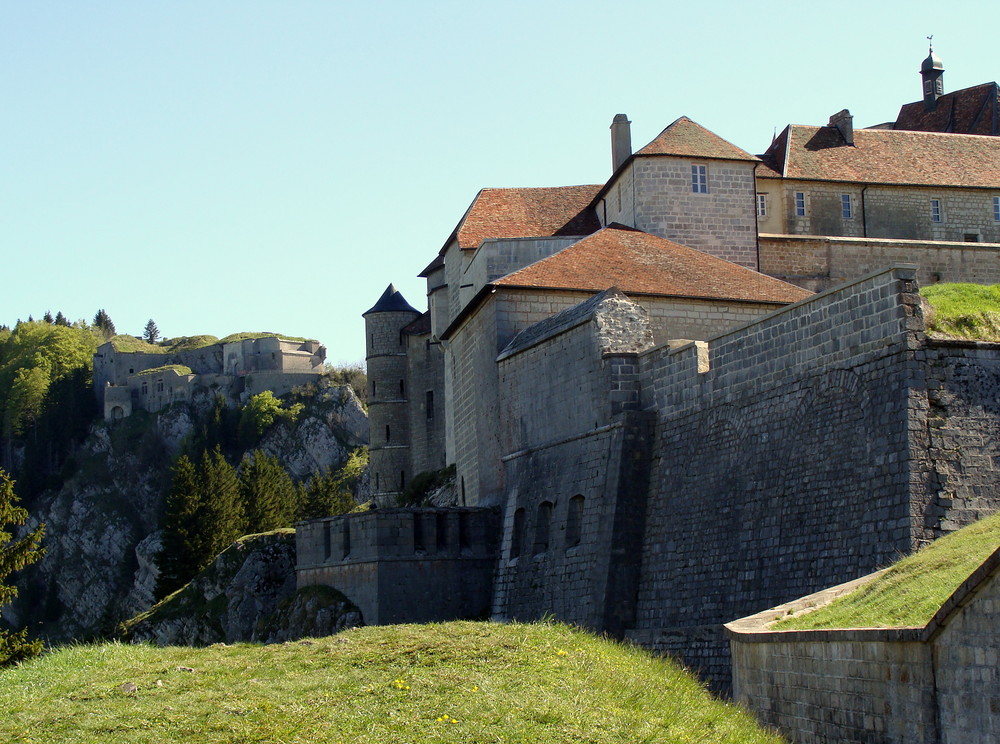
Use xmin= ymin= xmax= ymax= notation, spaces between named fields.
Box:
xmin=455 ymin=185 xmax=602 ymax=250
xmin=494 ymin=224 xmax=810 ymax=304
xmin=635 ymin=116 xmax=759 ymax=162
xmin=894 ymin=83 xmax=1000 ymax=136
xmin=758 ymin=124 xmax=1000 ymax=188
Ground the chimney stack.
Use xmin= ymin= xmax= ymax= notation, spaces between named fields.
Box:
xmin=828 ymin=109 xmax=854 ymax=145
xmin=611 ymin=114 xmax=632 ymax=172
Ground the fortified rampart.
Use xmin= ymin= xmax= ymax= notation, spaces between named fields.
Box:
xmin=296 ymin=508 xmax=500 ymax=625
xmin=728 ymin=545 xmax=1000 ymax=744
xmin=94 ymin=336 xmax=326 ymax=420
xmin=760 ymin=233 xmax=1000 ymax=291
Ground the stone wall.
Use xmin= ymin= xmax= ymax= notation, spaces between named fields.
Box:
xmin=461 ymin=236 xmax=580 ymax=308
xmin=629 ymin=267 xmax=928 ymax=687
xmin=405 ymin=330 xmax=447 ymax=477
xmin=295 ymin=508 xmax=500 ymax=625
xmin=728 ymin=547 xmax=1000 ymax=744
xmin=760 ymin=233 xmax=1000 ymax=291
xmin=600 ymin=157 xmax=758 ymax=268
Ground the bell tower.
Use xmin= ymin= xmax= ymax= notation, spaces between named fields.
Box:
xmin=921 ymin=37 xmax=945 ymax=111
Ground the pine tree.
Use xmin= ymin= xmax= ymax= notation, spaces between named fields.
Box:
xmin=198 ymin=447 xmax=246 ymax=562
xmin=42 ymin=311 xmax=53 ymax=324
xmin=92 ymin=309 xmax=116 ymax=340
xmin=143 ymin=319 xmax=160 ymax=344
xmin=53 ymin=311 xmax=68 ymax=327
xmin=239 ymin=450 xmax=297 ymax=532
xmin=0 ymin=469 xmax=45 ymax=667
xmin=155 ymin=455 xmax=201 ymax=598
xmin=299 ymin=468 xmax=357 ymax=521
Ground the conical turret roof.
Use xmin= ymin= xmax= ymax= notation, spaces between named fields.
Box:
xmin=363 ymin=284 xmax=420 ymax=316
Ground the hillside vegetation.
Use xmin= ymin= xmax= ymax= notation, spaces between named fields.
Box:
xmin=921 ymin=282 xmax=1000 ymax=341
xmin=0 ymin=621 xmax=784 ymax=744
xmin=774 ymin=511 xmax=1000 ymax=630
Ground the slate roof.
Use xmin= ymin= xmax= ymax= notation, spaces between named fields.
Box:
xmin=362 ymin=284 xmax=421 ymax=317
xmin=894 ymin=83 xmax=1000 ymax=136
xmin=635 ymin=116 xmax=759 ymax=162
xmin=451 ymin=185 xmax=602 ymax=251
xmin=758 ymin=124 xmax=1000 ymax=188
xmin=493 ymin=224 xmax=811 ymax=304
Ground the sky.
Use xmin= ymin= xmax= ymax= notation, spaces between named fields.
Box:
xmin=2 ymin=1 xmax=997 ymax=365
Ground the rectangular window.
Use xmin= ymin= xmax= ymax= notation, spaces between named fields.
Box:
xmin=794 ymin=192 xmax=806 ymax=217
xmin=931 ymin=199 xmax=942 ymax=223
xmin=994 ymin=196 xmax=1000 ymax=221
xmin=841 ymin=193 xmax=853 ymax=219
xmin=691 ymin=165 xmax=708 ymax=193
xmin=426 ymin=390 xmax=434 ymax=420
xmin=756 ymin=193 xmax=767 ymax=217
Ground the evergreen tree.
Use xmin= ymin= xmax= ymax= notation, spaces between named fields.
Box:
xmin=42 ymin=311 xmax=53 ymax=325
xmin=92 ymin=309 xmax=116 ymax=341
xmin=155 ymin=455 xmax=201 ymax=598
xmin=299 ymin=467 xmax=357 ymax=521
xmin=0 ymin=469 xmax=45 ymax=667
xmin=198 ymin=447 xmax=246 ymax=562
xmin=239 ymin=450 xmax=297 ymax=532
xmin=143 ymin=319 xmax=160 ymax=345
xmin=53 ymin=311 xmax=68 ymax=327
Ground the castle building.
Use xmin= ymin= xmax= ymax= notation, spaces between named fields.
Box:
xmin=303 ymin=50 xmax=1000 ymax=691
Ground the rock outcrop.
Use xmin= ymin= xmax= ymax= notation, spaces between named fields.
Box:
xmin=124 ymin=530 xmax=362 ymax=645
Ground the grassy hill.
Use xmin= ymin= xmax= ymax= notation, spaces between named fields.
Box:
xmin=921 ymin=282 xmax=1000 ymax=341
xmin=0 ymin=621 xmax=783 ymax=744
xmin=774 ymin=511 xmax=1000 ymax=631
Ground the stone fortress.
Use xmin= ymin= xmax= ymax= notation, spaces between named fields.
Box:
xmin=296 ymin=45 xmax=1000 ymax=727
xmin=94 ymin=335 xmax=326 ymax=420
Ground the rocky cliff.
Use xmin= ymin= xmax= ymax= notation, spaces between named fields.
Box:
xmin=8 ymin=381 xmax=367 ymax=643
xmin=123 ymin=530 xmax=362 ymax=645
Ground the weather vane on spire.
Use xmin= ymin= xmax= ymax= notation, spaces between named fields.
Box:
xmin=927 ymin=34 xmax=934 ymax=52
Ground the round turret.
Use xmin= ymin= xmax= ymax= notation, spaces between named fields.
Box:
xmin=364 ymin=284 xmax=421 ymax=504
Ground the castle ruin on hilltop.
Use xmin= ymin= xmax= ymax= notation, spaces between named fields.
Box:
xmin=94 ymin=335 xmax=326 ymax=420
xmin=297 ymin=49 xmax=1000 ymax=692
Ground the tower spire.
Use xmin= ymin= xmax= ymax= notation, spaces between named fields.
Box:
xmin=920 ymin=37 xmax=945 ymax=111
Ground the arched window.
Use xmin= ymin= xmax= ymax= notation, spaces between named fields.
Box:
xmin=566 ymin=495 xmax=584 ymax=548
xmin=534 ymin=501 xmax=553 ymax=555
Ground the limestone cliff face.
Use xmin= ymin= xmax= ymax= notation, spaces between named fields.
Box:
xmin=9 ymin=383 xmax=367 ymax=643
xmin=124 ymin=531 xmax=362 ymax=645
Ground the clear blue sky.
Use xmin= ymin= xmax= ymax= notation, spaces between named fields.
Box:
xmin=2 ymin=1 xmax=996 ymax=364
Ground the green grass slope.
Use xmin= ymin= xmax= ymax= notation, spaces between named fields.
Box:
xmin=774 ymin=511 xmax=1000 ymax=631
xmin=0 ymin=621 xmax=783 ymax=744
xmin=921 ymin=282 xmax=1000 ymax=341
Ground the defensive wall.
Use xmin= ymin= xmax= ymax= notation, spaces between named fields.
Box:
xmin=295 ymin=508 xmax=500 ymax=625
xmin=760 ymin=233 xmax=1000 ymax=291
xmin=727 ymin=545 xmax=1000 ymax=744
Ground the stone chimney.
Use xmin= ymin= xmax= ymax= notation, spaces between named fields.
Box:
xmin=611 ymin=114 xmax=632 ymax=172
xmin=828 ymin=109 xmax=854 ymax=145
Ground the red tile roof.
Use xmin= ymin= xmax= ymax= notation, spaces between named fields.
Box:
xmin=494 ymin=224 xmax=810 ymax=304
xmin=759 ymin=124 xmax=1000 ymax=188
xmin=452 ymin=185 xmax=602 ymax=251
xmin=635 ymin=116 xmax=759 ymax=162
xmin=895 ymin=83 xmax=1000 ymax=136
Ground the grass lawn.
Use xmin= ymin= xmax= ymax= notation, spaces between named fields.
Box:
xmin=921 ymin=282 xmax=1000 ymax=341
xmin=0 ymin=621 xmax=783 ymax=744
xmin=773 ymin=511 xmax=1000 ymax=630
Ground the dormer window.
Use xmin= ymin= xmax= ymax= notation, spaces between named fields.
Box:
xmin=691 ymin=165 xmax=708 ymax=194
